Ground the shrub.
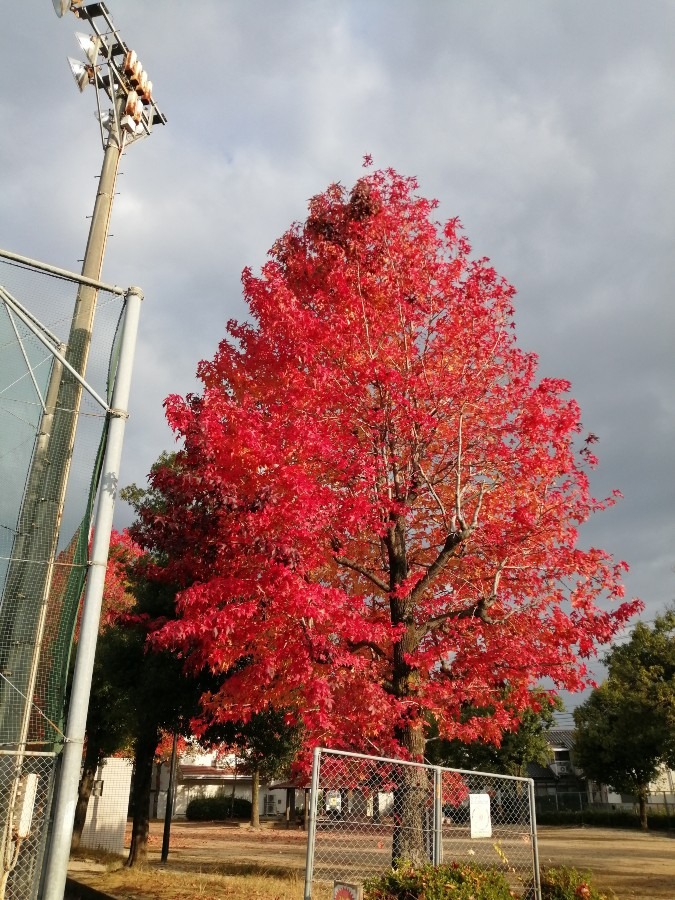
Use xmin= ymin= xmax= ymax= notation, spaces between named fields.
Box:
xmin=363 ymin=861 xmax=516 ymax=899
xmin=540 ymin=866 xmax=615 ymax=900
xmin=185 ymin=795 xmax=252 ymax=821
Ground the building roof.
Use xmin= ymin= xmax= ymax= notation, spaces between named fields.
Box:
xmin=179 ymin=765 xmax=251 ymax=782
xmin=268 ymin=781 xmax=310 ymax=790
xmin=546 ymin=729 xmax=576 ymax=751
xmin=526 ymin=761 xmax=555 ymax=780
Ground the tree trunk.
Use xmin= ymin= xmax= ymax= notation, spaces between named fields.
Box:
xmin=638 ymin=787 xmax=649 ymax=831
xmin=391 ymin=720 xmax=430 ymax=867
xmin=126 ymin=724 xmax=159 ymax=867
xmin=250 ymin=769 xmax=260 ymax=828
xmin=70 ymin=741 xmax=102 ymax=852
xmin=387 ymin=517 xmax=430 ymax=867
xmin=230 ymin=757 xmax=237 ymax=818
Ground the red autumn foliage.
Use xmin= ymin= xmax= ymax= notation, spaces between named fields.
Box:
xmin=101 ymin=529 xmax=141 ymax=630
xmin=134 ymin=169 xmax=640 ymax=760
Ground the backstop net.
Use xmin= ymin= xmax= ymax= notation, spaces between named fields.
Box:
xmin=0 ymin=249 xmax=127 ymax=897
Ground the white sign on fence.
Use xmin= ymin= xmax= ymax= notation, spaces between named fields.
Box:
xmin=469 ymin=792 xmax=492 ymax=838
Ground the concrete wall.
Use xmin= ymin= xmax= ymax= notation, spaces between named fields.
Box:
xmin=80 ymin=757 xmax=133 ymax=854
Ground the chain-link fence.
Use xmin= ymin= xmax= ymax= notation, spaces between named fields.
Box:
xmin=535 ymin=792 xmax=588 ymax=813
xmin=0 ymin=249 xmax=127 ymax=898
xmin=0 ymin=752 xmax=55 ymax=899
xmin=304 ymin=749 xmax=540 ymax=900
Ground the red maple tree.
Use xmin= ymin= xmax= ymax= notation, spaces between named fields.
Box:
xmin=139 ymin=169 xmax=639 ymax=771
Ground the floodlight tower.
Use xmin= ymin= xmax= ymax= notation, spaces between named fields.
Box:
xmin=32 ymin=3 xmax=166 ymax=896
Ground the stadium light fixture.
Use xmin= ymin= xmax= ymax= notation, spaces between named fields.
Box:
xmin=66 ymin=56 xmax=91 ymax=91
xmin=52 ymin=0 xmax=84 ymax=17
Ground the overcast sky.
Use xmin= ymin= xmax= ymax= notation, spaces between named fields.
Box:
xmin=1 ymin=1 xmax=673 ymax=707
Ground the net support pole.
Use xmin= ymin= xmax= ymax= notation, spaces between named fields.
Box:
xmin=40 ymin=283 xmax=143 ymax=900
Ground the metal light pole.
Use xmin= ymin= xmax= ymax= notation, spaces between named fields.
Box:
xmin=42 ymin=5 xmax=166 ymax=896
xmin=0 ymin=90 xmax=125 ymax=761
xmin=0 ymin=2 xmax=164 ymax=896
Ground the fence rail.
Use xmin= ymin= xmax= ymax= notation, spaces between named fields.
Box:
xmin=304 ymin=748 xmax=541 ymax=900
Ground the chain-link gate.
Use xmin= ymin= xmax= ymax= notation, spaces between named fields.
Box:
xmin=304 ymin=748 xmax=541 ymax=899
xmin=0 ymin=249 xmax=129 ymax=898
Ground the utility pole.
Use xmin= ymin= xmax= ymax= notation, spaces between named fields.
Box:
xmin=0 ymin=3 xmax=165 ymax=896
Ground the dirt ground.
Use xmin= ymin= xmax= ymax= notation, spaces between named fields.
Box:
xmin=537 ymin=826 xmax=674 ymax=899
xmin=70 ymin=820 xmax=675 ymax=900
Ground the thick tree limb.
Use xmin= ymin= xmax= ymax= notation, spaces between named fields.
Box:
xmin=335 ymin=556 xmax=390 ymax=592
xmin=347 ymin=640 xmax=387 ymax=659
xmin=423 ymin=595 xmax=499 ymax=637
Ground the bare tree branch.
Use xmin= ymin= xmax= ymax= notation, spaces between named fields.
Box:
xmin=416 ymin=459 xmax=449 ymax=526
xmin=408 ymin=484 xmax=488 ymax=606
xmin=409 ymin=532 xmax=464 ymax=605
xmin=455 ymin=410 xmax=465 ymax=530
xmin=423 ymin=591 xmax=500 ymax=637
xmin=335 ymin=556 xmax=390 ymax=593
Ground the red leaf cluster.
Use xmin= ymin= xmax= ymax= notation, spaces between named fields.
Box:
xmin=100 ymin=529 xmax=141 ymax=630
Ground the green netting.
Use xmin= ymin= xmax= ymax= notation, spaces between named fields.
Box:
xmin=0 ymin=252 xmax=128 ymax=899
xmin=0 ymin=254 xmax=125 ymax=752
xmin=42 ymin=313 xmax=123 ymax=746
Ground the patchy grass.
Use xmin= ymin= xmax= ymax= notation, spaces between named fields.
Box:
xmin=72 ymin=860 xmax=332 ymax=900
xmin=70 ymin=845 xmax=125 ymax=871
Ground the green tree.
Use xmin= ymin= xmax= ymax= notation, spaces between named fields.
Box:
xmin=122 ymin=575 xmax=204 ymax=866
xmin=120 ymin=453 xmax=242 ymax=865
xmin=426 ymin=690 xmax=561 ymax=778
xmin=202 ymin=709 xmax=302 ymax=827
xmin=573 ymin=609 xmax=675 ymax=829
xmin=70 ymin=626 xmax=136 ymax=851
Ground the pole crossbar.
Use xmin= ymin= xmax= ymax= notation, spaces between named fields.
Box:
xmin=0 ymin=288 xmax=112 ymax=413
xmin=0 ymin=249 xmax=125 ymax=296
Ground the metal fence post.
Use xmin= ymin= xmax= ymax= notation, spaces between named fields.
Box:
xmin=40 ymin=285 xmax=143 ymax=900
xmin=528 ymin=779 xmax=542 ymax=900
xmin=303 ymin=747 xmax=321 ymax=900
xmin=433 ymin=767 xmax=442 ymax=866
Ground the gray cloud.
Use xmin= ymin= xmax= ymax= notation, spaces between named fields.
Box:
xmin=2 ymin=0 xmax=673 ymax=702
